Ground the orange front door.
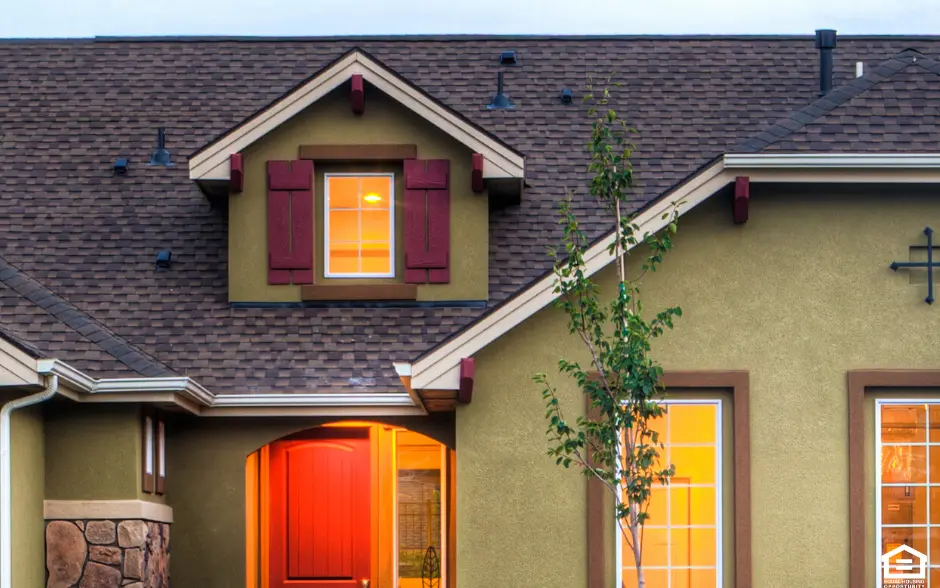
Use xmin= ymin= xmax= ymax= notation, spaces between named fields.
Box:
xmin=270 ymin=431 xmax=371 ymax=588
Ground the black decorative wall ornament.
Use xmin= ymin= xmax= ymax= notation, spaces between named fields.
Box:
xmin=890 ymin=227 xmax=938 ymax=304
xmin=421 ymin=545 xmax=440 ymax=588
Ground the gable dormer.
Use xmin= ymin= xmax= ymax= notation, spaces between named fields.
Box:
xmin=189 ymin=49 xmax=525 ymax=304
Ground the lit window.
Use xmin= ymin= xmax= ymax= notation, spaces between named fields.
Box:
xmin=325 ymin=174 xmax=394 ymax=278
xmin=621 ymin=401 xmax=722 ymax=588
xmin=877 ymin=401 xmax=940 ymax=586
xmin=396 ymin=430 xmax=446 ymax=587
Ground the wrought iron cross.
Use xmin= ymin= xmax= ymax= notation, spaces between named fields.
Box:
xmin=890 ymin=227 xmax=938 ymax=305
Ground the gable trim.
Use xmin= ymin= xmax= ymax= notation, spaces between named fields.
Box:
xmin=0 ymin=338 xmax=41 ymax=388
xmin=189 ymin=49 xmax=525 ymax=183
xmin=407 ymin=153 xmax=940 ymax=391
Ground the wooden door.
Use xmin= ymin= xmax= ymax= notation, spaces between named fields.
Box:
xmin=270 ymin=432 xmax=371 ymax=588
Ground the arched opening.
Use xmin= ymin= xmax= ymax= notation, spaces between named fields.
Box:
xmin=245 ymin=421 xmax=455 ymax=588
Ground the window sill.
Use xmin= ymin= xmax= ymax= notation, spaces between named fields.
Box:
xmin=300 ymin=284 xmax=418 ymax=301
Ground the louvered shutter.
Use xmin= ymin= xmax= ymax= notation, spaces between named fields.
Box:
xmin=267 ymin=160 xmax=314 ymax=285
xmin=403 ymin=159 xmax=450 ymax=284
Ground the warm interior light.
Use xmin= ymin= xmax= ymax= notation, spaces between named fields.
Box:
xmin=363 ymin=193 xmax=382 ymax=204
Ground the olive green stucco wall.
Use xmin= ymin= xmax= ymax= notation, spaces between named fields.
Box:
xmin=165 ymin=414 xmax=453 ymax=588
xmin=44 ymin=403 xmax=144 ymax=500
xmin=230 ymin=85 xmax=488 ymax=303
xmin=462 ymin=185 xmax=940 ymax=588
xmin=11 ymin=403 xmax=44 ymax=588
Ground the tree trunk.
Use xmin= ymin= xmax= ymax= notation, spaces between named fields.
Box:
xmin=630 ymin=517 xmax=644 ymax=588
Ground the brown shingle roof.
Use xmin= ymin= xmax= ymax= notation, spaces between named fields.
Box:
xmin=1 ymin=35 xmax=938 ymax=393
xmin=735 ymin=49 xmax=940 ymax=152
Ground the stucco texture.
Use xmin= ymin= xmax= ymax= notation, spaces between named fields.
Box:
xmin=464 ymin=184 xmax=940 ymax=588
xmin=11 ymin=403 xmax=44 ymax=588
xmin=230 ymin=84 xmax=488 ymax=302
xmin=166 ymin=414 xmax=453 ymax=588
xmin=44 ymin=403 xmax=142 ymax=500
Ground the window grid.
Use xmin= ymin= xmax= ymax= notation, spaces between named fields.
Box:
xmin=877 ymin=400 xmax=940 ymax=587
xmin=324 ymin=174 xmax=394 ymax=278
xmin=618 ymin=400 xmax=721 ymax=588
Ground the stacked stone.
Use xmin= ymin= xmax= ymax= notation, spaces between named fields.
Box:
xmin=45 ymin=519 xmax=169 ymax=588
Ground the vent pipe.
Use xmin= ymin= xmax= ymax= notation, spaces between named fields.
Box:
xmin=815 ymin=29 xmax=837 ymax=95
xmin=487 ymin=72 xmax=513 ymax=109
xmin=148 ymin=127 xmax=173 ymax=167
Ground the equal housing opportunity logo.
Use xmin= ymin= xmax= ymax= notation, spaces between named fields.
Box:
xmin=883 ymin=544 xmax=927 ymax=587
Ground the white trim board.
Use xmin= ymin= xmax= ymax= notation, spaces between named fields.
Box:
xmin=188 ymin=50 xmax=524 ymax=183
xmin=407 ymin=155 xmax=940 ymax=390
xmin=36 ymin=359 xmax=422 ymax=416
xmin=44 ymin=499 xmax=174 ymax=523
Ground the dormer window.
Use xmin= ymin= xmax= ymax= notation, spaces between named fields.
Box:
xmin=325 ymin=174 xmax=395 ymax=278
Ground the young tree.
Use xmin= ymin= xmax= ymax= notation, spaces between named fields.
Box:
xmin=533 ymin=82 xmax=681 ymax=588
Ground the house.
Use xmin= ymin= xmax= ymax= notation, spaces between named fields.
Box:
xmin=1 ymin=29 xmax=940 ymax=588
xmin=882 ymin=544 xmax=927 ymax=581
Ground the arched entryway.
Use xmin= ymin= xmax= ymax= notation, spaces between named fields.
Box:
xmin=245 ymin=421 xmax=455 ymax=588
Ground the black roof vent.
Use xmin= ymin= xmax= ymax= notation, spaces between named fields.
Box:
xmin=156 ymin=249 xmax=172 ymax=270
xmin=148 ymin=128 xmax=174 ymax=167
xmin=499 ymin=50 xmax=518 ymax=66
xmin=560 ymin=88 xmax=574 ymax=104
xmin=815 ymin=29 xmax=837 ymax=96
xmin=487 ymin=72 xmax=514 ymax=110
xmin=113 ymin=157 xmax=129 ymax=176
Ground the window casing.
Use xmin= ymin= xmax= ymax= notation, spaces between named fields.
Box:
xmin=876 ymin=400 xmax=940 ymax=586
xmin=324 ymin=173 xmax=395 ymax=278
xmin=618 ymin=399 xmax=723 ymax=588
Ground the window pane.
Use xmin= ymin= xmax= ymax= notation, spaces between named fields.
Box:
xmin=360 ymin=176 xmax=391 ymax=209
xmin=639 ymin=527 xmax=668 ymax=567
xmin=361 ymin=245 xmax=391 ymax=275
xmin=882 ymin=405 xmax=926 ymax=443
xmin=397 ymin=433 xmax=443 ymax=584
xmin=670 ymin=527 xmax=690 ymax=567
xmin=931 ymin=567 xmax=940 ymax=588
xmin=672 ymin=446 xmax=715 ymax=485
xmin=682 ymin=486 xmax=717 ymax=526
xmin=361 ymin=210 xmax=391 ymax=242
xmin=689 ymin=528 xmax=717 ymax=567
xmin=328 ymin=176 xmax=360 ymax=209
xmin=882 ymin=485 xmax=928 ymax=525
xmin=882 ymin=526 xmax=927 ymax=559
xmin=328 ymin=246 xmax=359 ymax=274
xmin=930 ymin=405 xmax=940 ymax=442
xmin=668 ymin=404 xmax=717 ymax=444
xmin=930 ymin=528 xmax=940 ymax=565
xmin=688 ymin=568 xmax=717 ymax=588
xmin=929 ymin=488 xmax=940 ymax=524
xmin=329 ymin=210 xmax=359 ymax=243
xmin=881 ymin=445 xmax=927 ymax=483
xmin=646 ymin=487 xmax=668 ymax=526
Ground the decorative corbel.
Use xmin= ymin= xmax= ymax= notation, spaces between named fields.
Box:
xmin=471 ymin=153 xmax=484 ymax=193
xmin=230 ymin=153 xmax=244 ymax=193
xmin=734 ymin=176 xmax=749 ymax=224
xmin=350 ymin=74 xmax=364 ymax=115
xmin=458 ymin=357 xmax=475 ymax=404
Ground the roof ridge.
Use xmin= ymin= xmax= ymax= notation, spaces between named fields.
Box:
xmin=0 ymin=255 xmax=175 ymax=377
xmin=732 ymin=49 xmax=926 ymax=154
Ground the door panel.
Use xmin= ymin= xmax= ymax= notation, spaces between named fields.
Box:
xmin=270 ymin=435 xmax=371 ymax=588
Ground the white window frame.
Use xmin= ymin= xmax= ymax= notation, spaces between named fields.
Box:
xmin=875 ymin=399 xmax=940 ymax=586
xmin=615 ymin=398 xmax=724 ymax=588
xmin=323 ymin=173 xmax=395 ymax=278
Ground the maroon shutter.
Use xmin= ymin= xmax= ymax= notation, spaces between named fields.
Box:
xmin=404 ymin=159 xmax=450 ymax=284
xmin=267 ymin=160 xmax=314 ymax=285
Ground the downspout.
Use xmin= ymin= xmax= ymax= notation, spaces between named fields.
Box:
xmin=0 ymin=374 xmax=58 ymax=588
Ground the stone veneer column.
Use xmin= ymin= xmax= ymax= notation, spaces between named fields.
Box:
xmin=45 ymin=519 xmax=169 ymax=588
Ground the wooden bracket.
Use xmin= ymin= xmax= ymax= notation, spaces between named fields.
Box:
xmin=471 ymin=153 xmax=484 ymax=193
xmin=458 ymin=358 xmax=475 ymax=404
xmin=350 ymin=74 xmax=364 ymax=115
xmin=230 ymin=153 xmax=243 ymax=193
xmin=734 ymin=176 xmax=749 ymax=224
